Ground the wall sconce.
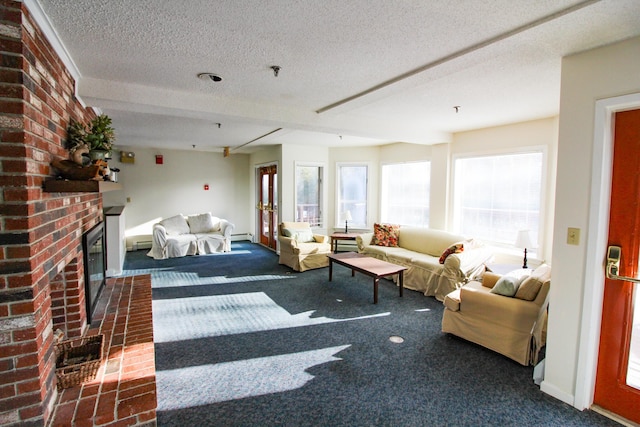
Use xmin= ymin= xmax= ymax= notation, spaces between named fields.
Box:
xmin=119 ymin=151 xmax=135 ymax=164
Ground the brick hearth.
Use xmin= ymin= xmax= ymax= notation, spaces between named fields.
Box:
xmin=47 ymin=274 xmax=157 ymax=427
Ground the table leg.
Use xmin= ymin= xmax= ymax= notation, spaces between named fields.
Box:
xmin=373 ymin=277 xmax=379 ymax=304
xmin=329 ymin=259 xmax=333 ymax=281
xmin=399 ymin=271 xmax=404 ymax=297
xmin=351 ymin=269 xmax=355 ymax=277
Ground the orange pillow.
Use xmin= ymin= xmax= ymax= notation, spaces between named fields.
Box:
xmin=439 ymin=242 xmax=464 ymax=264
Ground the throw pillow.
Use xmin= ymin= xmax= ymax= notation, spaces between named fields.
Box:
xmin=514 ymin=264 xmax=551 ymax=300
xmin=187 ymin=213 xmax=216 ymax=234
xmin=160 ymin=214 xmax=190 ymax=235
xmin=294 ymin=229 xmax=315 ymax=243
xmin=372 ymin=223 xmax=400 ymax=247
xmin=514 ymin=276 xmax=543 ymax=301
xmin=490 ymin=269 xmax=531 ymax=297
xmin=439 ymin=242 xmax=464 ymax=264
xmin=281 ymin=228 xmax=294 ymax=237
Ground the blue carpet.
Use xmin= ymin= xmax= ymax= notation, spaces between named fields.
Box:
xmin=123 ymin=241 xmax=616 ymax=426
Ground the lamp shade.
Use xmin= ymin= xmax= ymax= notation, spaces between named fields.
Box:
xmin=341 ymin=211 xmax=353 ymax=222
xmin=515 ymin=230 xmax=533 ymax=249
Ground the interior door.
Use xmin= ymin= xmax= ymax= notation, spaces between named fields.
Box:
xmin=257 ymin=165 xmax=278 ymax=250
xmin=593 ymin=108 xmax=640 ymax=423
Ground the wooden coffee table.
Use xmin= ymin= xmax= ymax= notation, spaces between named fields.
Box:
xmin=327 ymin=252 xmax=407 ymax=304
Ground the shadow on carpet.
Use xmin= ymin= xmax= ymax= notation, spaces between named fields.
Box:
xmin=122 ymin=241 xmax=616 ymax=427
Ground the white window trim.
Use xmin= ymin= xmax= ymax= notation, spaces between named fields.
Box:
xmin=335 ymin=162 xmax=371 ymax=229
xmin=380 ymin=160 xmax=432 ymax=227
xmin=450 ymin=146 xmax=548 ymax=254
xmin=294 ymin=161 xmax=326 ymax=229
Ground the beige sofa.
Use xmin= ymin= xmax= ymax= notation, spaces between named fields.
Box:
xmin=356 ymin=227 xmax=493 ymax=301
xmin=147 ymin=212 xmax=234 ymax=259
xmin=441 ymin=264 xmax=551 ymax=366
xmin=278 ymin=222 xmax=332 ymax=272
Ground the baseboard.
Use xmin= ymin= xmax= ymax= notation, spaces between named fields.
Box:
xmin=540 ymin=380 xmax=575 ymax=406
xmin=231 ymin=233 xmax=252 ymax=241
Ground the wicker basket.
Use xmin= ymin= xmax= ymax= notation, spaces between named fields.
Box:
xmin=55 ymin=334 xmax=104 ymax=391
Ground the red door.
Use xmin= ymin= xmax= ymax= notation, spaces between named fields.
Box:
xmin=593 ymin=108 xmax=640 ymax=423
xmin=257 ymin=165 xmax=278 ymax=250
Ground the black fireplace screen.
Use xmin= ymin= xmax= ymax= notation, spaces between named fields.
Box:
xmin=82 ymin=222 xmax=106 ymax=324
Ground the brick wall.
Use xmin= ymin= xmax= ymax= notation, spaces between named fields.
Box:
xmin=0 ymin=1 xmax=102 ymax=425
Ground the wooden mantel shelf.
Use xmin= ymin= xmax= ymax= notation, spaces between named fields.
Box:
xmin=43 ymin=180 xmax=123 ymax=193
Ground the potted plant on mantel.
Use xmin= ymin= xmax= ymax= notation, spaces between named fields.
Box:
xmin=86 ymin=114 xmax=115 ymax=161
xmin=65 ymin=114 xmax=115 ymax=162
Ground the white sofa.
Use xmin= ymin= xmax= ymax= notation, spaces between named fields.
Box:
xmin=147 ymin=213 xmax=234 ymax=259
xmin=356 ymin=226 xmax=493 ymax=301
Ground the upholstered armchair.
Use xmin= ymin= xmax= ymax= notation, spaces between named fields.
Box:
xmin=278 ymin=221 xmax=331 ymax=272
xmin=441 ymin=264 xmax=551 ymax=366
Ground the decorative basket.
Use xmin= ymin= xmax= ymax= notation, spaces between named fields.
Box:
xmin=55 ymin=334 xmax=104 ymax=391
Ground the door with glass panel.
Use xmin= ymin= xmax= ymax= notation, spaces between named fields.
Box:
xmin=593 ymin=108 xmax=640 ymax=423
xmin=257 ymin=165 xmax=277 ymax=250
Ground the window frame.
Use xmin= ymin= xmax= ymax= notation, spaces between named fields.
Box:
xmin=335 ymin=162 xmax=370 ymax=229
xmin=294 ymin=162 xmax=325 ymax=228
xmin=380 ymin=160 xmax=431 ymax=227
xmin=451 ymin=147 xmax=548 ymax=252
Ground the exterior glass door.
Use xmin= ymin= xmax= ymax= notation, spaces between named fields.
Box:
xmin=258 ymin=165 xmax=277 ymax=250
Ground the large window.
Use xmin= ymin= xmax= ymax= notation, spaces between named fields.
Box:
xmin=381 ymin=161 xmax=430 ymax=227
xmin=453 ymin=151 xmax=544 ymax=246
xmin=337 ymin=163 xmax=368 ymax=228
xmin=295 ymin=164 xmax=323 ymax=227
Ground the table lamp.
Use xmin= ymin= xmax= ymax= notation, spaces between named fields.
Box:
xmin=515 ymin=229 xmax=533 ymax=269
xmin=341 ymin=211 xmax=353 ymax=233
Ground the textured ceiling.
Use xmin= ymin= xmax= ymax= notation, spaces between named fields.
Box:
xmin=33 ymin=0 xmax=640 ymax=153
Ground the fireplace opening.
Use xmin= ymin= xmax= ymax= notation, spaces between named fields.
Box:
xmin=83 ymin=222 xmax=106 ymax=324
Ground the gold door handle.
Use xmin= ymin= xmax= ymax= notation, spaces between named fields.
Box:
xmin=606 ymin=246 xmax=640 ymax=284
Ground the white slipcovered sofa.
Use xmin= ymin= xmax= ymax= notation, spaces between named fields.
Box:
xmin=147 ymin=213 xmax=234 ymax=259
xmin=356 ymin=226 xmax=493 ymax=301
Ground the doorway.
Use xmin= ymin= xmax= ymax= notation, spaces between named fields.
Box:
xmin=257 ymin=164 xmax=277 ymax=250
xmin=592 ymin=108 xmax=640 ymax=423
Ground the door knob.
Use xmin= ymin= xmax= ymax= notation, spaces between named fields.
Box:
xmin=606 ymin=245 xmax=640 ymax=283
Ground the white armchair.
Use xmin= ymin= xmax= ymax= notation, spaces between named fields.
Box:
xmin=147 ymin=213 xmax=234 ymax=259
xmin=278 ymin=222 xmax=331 ymax=271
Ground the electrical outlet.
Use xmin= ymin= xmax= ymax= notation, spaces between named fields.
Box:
xmin=567 ymin=227 xmax=580 ymax=245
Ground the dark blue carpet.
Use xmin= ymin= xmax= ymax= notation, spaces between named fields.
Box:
xmin=123 ymin=241 xmax=615 ymax=427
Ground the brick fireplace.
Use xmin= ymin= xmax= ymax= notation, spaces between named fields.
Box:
xmin=0 ymin=1 xmax=105 ymax=424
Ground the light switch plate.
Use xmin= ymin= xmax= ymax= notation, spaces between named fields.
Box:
xmin=567 ymin=227 xmax=580 ymax=245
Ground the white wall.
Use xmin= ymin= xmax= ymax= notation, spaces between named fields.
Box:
xmin=103 ymin=146 xmax=250 ymax=249
xmin=542 ymin=36 xmax=640 ymax=408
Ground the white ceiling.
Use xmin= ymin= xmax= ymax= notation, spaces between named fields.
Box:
xmin=35 ymin=0 xmax=640 ymax=154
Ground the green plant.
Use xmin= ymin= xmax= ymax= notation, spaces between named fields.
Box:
xmin=65 ymin=119 xmax=88 ymax=151
xmin=86 ymin=114 xmax=115 ymax=151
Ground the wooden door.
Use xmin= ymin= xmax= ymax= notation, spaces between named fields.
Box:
xmin=593 ymin=108 xmax=640 ymax=423
xmin=257 ymin=165 xmax=278 ymax=250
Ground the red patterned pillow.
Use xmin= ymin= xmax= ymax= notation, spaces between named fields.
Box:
xmin=372 ymin=223 xmax=400 ymax=247
xmin=439 ymin=242 xmax=464 ymax=264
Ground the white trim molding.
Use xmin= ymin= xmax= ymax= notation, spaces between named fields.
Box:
xmin=572 ymin=92 xmax=640 ymax=411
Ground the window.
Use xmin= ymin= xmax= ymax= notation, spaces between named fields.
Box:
xmin=453 ymin=151 xmax=544 ymax=246
xmin=381 ymin=161 xmax=430 ymax=227
xmin=295 ymin=164 xmax=323 ymax=227
xmin=337 ymin=164 xmax=368 ymax=228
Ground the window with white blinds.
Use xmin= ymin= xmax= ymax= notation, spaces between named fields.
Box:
xmin=453 ymin=151 xmax=543 ymax=246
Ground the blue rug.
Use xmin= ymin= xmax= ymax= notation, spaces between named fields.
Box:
xmin=123 ymin=242 xmax=617 ymax=426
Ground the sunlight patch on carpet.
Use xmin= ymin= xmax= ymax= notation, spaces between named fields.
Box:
xmin=153 ymin=292 xmax=390 ymax=343
xmin=123 ymin=270 xmax=294 ymax=288
xmin=156 ymin=345 xmax=351 ymax=410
